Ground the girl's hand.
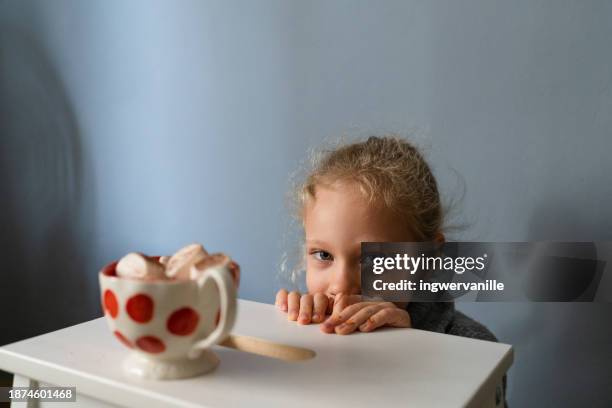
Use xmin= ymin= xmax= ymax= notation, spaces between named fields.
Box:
xmin=320 ymin=294 xmax=411 ymax=335
xmin=275 ymin=289 xmax=334 ymax=324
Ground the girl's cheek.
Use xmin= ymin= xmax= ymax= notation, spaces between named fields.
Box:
xmin=305 ymin=266 xmax=329 ymax=294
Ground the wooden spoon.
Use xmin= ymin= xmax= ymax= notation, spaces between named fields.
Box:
xmin=219 ymin=334 xmax=315 ymax=362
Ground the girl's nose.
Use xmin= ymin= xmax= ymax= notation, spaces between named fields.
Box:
xmin=327 ymin=262 xmax=361 ymax=296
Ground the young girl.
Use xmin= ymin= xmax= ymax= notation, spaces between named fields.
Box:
xmin=274 ymin=135 xmax=497 ymax=341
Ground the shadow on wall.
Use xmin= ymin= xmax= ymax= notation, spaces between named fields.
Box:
xmin=503 ymin=201 xmax=612 ymax=407
xmin=0 ymin=26 xmax=97 ymax=346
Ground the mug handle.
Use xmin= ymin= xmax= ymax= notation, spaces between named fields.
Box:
xmin=188 ymin=265 xmax=237 ymax=358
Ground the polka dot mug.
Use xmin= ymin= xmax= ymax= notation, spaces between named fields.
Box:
xmin=99 ymin=258 xmax=237 ymax=380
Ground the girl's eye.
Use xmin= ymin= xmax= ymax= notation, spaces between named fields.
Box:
xmin=312 ymin=250 xmax=333 ymax=262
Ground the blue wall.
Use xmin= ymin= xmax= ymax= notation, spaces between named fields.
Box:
xmin=1 ymin=1 xmax=611 ymax=406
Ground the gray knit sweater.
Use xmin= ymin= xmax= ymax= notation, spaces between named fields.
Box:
xmin=406 ymin=301 xmax=497 ymax=341
xmin=406 ymin=302 xmax=508 ymax=407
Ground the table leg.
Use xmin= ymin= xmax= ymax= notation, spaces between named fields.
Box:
xmin=10 ymin=374 xmax=38 ymax=408
xmin=9 ymin=375 xmax=115 ymax=408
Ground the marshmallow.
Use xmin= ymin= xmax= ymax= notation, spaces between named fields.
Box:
xmin=159 ymin=256 xmax=170 ymax=266
xmin=227 ymin=260 xmax=241 ymax=287
xmin=116 ymin=252 xmax=166 ymax=281
xmin=166 ymin=243 xmax=209 ymax=280
xmin=190 ymin=253 xmax=231 ymax=281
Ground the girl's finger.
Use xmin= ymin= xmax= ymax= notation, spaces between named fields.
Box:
xmin=320 ymin=294 xmax=350 ymax=331
xmin=335 ymin=304 xmax=387 ymax=334
xmin=338 ymin=300 xmax=389 ymax=321
xmin=387 ymin=307 xmax=411 ymax=328
xmin=312 ymin=293 xmax=328 ymax=323
xmin=330 ymin=293 xmax=361 ymax=316
xmin=275 ymin=289 xmax=288 ymax=311
xmin=322 ymin=301 xmax=372 ymax=334
xmin=298 ymin=294 xmax=314 ymax=325
xmin=287 ymin=291 xmax=301 ymax=321
xmin=326 ymin=294 xmax=335 ymax=315
xmin=358 ymin=307 xmax=411 ymax=332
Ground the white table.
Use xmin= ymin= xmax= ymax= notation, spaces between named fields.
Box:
xmin=0 ymin=299 xmax=512 ymax=407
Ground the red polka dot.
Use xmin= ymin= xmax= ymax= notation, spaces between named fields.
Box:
xmin=214 ymin=309 xmax=220 ymax=327
xmin=126 ymin=294 xmax=154 ymax=323
xmin=103 ymin=289 xmax=118 ymax=318
xmin=167 ymin=307 xmax=199 ymax=336
xmin=136 ymin=336 xmax=165 ymax=354
xmin=113 ymin=330 xmax=134 ymax=348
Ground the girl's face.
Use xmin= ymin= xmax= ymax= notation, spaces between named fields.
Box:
xmin=303 ymin=182 xmax=416 ymax=297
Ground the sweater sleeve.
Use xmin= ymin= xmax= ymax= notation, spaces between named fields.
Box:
xmin=406 ymin=301 xmax=497 ymax=342
xmin=446 ymin=310 xmax=498 ymax=342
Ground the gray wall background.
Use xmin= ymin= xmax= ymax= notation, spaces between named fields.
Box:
xmin=1 ymin=1 xmax=611 ymax=406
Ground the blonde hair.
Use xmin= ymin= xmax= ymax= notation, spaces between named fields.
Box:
xmin=277 ymin=135 xmax=447 ymax=290
xmin=296 ymin=135 xmax=443 ymax=241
